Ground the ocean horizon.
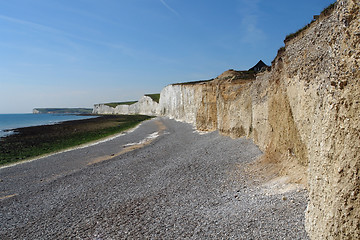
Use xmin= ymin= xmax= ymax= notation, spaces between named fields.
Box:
xmin=0 ymin=113 xmax=97 ymax=138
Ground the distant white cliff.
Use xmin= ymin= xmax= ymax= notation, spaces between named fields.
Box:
xmin=93 ymin=95 xmax=160 ymax=116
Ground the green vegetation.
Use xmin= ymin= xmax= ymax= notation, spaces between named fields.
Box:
xmin=220 ymin=70 xmax=257 ymax=80
xmin=272 ymin=46 xmax=286 ymax=64
xmin=284 ymin=1 xmax=337 ymax=42
xmin=34 ymin=108 xmax=93 ymax=114
xmin=174 ymin=79 xmax=214 ymax=85
xmin=104 ymin=101 xmax=137 ymax=108
xmin=145 ymin=94 xmax=160 ymax=103
xmin=0 ymin=115 xmax=152 ymax=166
xmin=285 ymin=20 xmax=315 ymax=42
xmin=237 ymin=70 xmax=257 ymax=79
xmin=321 ymin=2 xmax=337 ymax=17
xmin=278 ymin=46 xmax=286 ymax=54
xmin=174 ymin=70 xmax=257 ymax=86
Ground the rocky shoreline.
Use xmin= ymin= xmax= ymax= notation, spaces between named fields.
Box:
xmin=0 ymin=115 xmax=152 ymax=165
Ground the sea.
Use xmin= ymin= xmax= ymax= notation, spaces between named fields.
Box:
xmin=0 ymin=114 xmax=97 ymax=138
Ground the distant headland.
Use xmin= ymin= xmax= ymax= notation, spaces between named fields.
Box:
xmin=33 ymin=108 xmax=93 ymax=114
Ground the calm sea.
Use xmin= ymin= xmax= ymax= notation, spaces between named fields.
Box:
xmin=0 ymin=114 xmax=97 ymax=138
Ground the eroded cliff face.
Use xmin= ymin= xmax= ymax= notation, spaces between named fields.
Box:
xmin=289 ymin=1 xmax=360 ymax=238
xmin=93 ymin=96 xmax=160 ymax=116
xmin=160 ymin=0 xmax=359 ymax=238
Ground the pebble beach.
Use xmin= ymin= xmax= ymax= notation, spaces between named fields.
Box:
xmin=0 ymin=117 xmax=309 ymax=239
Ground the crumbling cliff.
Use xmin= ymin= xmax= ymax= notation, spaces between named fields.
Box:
xmin=159 ymin=0 xmax=359 ymax=238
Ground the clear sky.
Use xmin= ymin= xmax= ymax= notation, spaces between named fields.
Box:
xmin=0 ymin=0 xmax=336 ymax=113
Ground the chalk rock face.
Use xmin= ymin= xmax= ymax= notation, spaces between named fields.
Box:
xmin=115 ymin=105 xmax=130 ymax=115
xmin=128 ymin=96 xmax=160 ymax=116
xmin=159 ymin=70 xmax=257 ymax=134
xmin=159 ymin=83 xmax=206 ymax=126
xmin=93 ymin=96 xmax=160 ymax=116
xmin=290 ymin=1 xmax=359 ymax=239
xmin=92 ymin=104 xmax=119 ymax=114
xmin=159 ymin=1 xmax=360 ymax=239
xmin=160 ymin=71 xmax=260 ymax=138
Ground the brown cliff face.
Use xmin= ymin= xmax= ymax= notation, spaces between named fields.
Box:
xmin=202 ymin=70 xmax=255 ymax=135
xmin=216 ymin=76 xmax=254 ymax=138
xmin=196 ymin=81 xmax=218 ymax=132
xmin=160 ymin=0 xmax=359 ymax=238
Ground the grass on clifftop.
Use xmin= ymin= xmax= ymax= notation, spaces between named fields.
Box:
xmin=321 ymin=2 xmax=337 ymax=16
xmin=104 ymin=101 xmax=138 ymax=108
xmin=284 ymin=1 xmax=337 ymax=42
xmin=173 ymin=79 xmax=214 ymax=85
xmin=174 ymin=70 xmax=257 ymax=86
xmin=145 ymin=94 xmax=160 ymax=103
xmin=0 ymin=115 xmax=152 ymax=166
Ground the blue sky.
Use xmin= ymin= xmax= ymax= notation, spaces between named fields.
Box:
xmin=0 ymin=0 xmax=335 ymax=113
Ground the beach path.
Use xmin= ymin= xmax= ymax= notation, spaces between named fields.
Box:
xmin=0 ymin=117 xmax=309 ymax=239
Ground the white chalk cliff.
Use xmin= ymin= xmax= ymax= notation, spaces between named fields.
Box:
xmin=93 ymin=95 xmax=160 ymax=116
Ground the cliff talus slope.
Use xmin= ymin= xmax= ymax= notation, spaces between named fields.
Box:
xmin=160 ymin=0 xmax=359 ymax=238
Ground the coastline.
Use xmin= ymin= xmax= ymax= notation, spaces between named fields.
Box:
xmin=0 ymin=121 xmax=145 ymax=170
xmin=0 ymin=113 xmax=98 ymax=138
xmin=0 ymin=115 xmax=152 ymax=166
